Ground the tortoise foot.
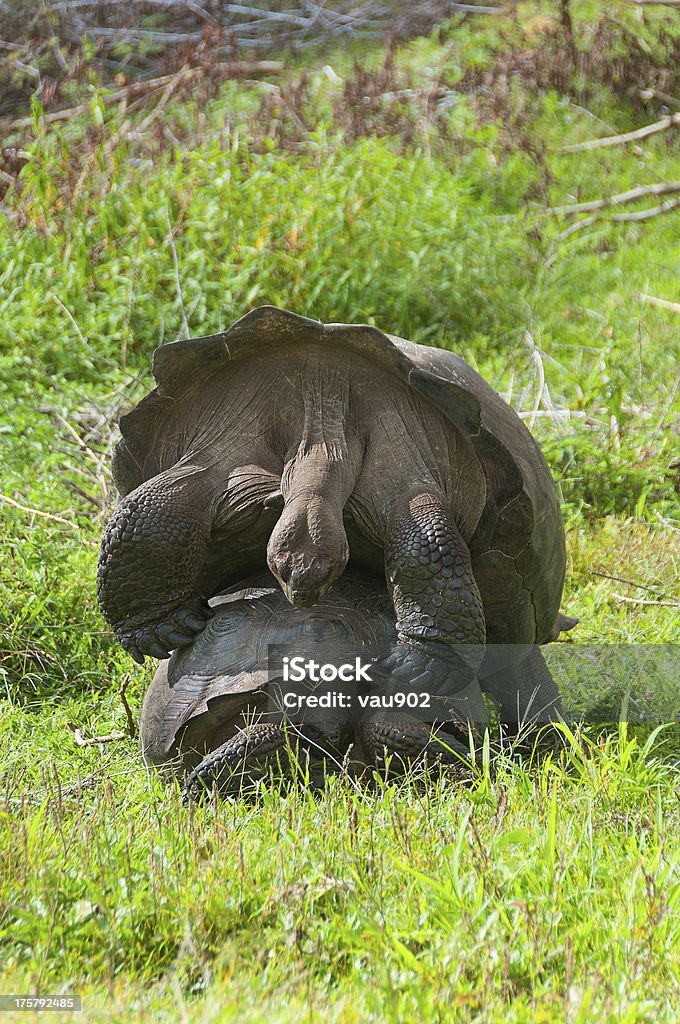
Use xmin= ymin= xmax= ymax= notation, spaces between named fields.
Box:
xmin=359 ymin=713 xmax=475 ymax=776
xmin=376 ymin=640 xmax=478 ymax=696
xmin=181 ymin=723 xmax=292 ymax=802
xmin=117 ymin=595 xmax=214 ymax=662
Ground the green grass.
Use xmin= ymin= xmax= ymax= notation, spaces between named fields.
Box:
xmin=1 ymin=1 xmax=679 ymax=1019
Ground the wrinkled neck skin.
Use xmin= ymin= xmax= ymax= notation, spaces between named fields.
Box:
xmin=267 ymin=359 xmax=363 ymax=608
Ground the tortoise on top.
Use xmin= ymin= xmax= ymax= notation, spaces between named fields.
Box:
xmin=98 ymin=305 xmax=576 ymax=730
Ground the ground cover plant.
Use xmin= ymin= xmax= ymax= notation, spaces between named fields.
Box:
xmin=0 ymin=1 xmax=679 ymax=1019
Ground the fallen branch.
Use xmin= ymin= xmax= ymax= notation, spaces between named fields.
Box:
xmin=611 ymin=593 xmax=680 ymax=608
xmin=639 ymin=292 xmax=680 ymax=314
xmin=623 ymin=0 xmax=680 ymax=7
xmin=549 ymin=182 xmax=680 ymax=217
xmin=557 ymin=113 xmax=680 ymax=153
xmin=137 ymin=64 xmax=189 ymax=132
xmin=590 ymin=570 xmax=677 ymax=603
xmin=608 ymin=197 xmax=680 ymax=222
xmin=558 ymin=197 xmax=680 ymax=238
xmin=638 ymin=88 xmax=680 ymax=111
xmin=74 ymin=729 xmax=126 ymax=747
xmin=8 ymin=61 xmax=284 ymax=129
xmin=0 ymin=492 xmax=78 ymax=529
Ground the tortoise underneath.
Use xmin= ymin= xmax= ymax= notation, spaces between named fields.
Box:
xmin=99 ymin=305 xmax=577 ymax=774
xmin=141 ymin=571 xmax=491 ymax=800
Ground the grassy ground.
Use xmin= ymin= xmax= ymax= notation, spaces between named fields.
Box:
xmin=1 ymin=2 xmax=679 ymax=1020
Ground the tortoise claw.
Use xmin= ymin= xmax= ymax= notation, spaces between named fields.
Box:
xmin=157 ymin=623 xmax=194 ymax=648
xmin=113 ymin=594 xmax=214 ymax=659
xmin=146 ymin=640 xmax=171 ymax=660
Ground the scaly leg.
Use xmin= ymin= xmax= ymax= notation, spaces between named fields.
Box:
xmin=181 ymin=719 xmax=351 ymax=802
xmin=378 ymin=488 xmax=486 ymax=696
xmin=98 ymin=469 xmax=215 ymax=662
xmin=359 ymin=488 xmax=488 ymax=765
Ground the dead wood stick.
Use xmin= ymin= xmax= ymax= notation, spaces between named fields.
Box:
xmin=549 ymin=182 xmax=680 ymax=217
xmin=74 ymin=729 xmax=126 ymax=747
xmin=590 ymin=570 xmax=677 ymax=603
xmin=558 ymin=113 xmax=680 ymax=153
xmin=623 ymin=0 xmax=680 ymax=6
xmin=639 ymin=293 xmax=680 ymax=314
xmin=138 ymin=64 xmax=189 ymax=132
xmin=0 ymin=492 xmax=78 ymax=529
xmin=119 ymin=675 xmax=137 ymax=739
xmin=558 ymin=198 xmax=680 ymax=238
xmin=8 ymin=61 xmax=283 ymax=129
xmin=612 ymin=593 xmax=680 ymax=608
xmin=638 ymin=88 xmax=680 ymax=111
xmin=63 ymin=479 xmax=103 ymax=510
xmin=609 ymin=197 xmax=680 ymax=222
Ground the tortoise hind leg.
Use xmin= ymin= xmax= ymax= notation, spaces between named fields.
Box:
xmin=98 ymin=469 xmax=216 ymax=661
xmin=481 ymin=645 xmax=565 ymax=750
xmin=181 ymin=723 xmax=291 ymax=802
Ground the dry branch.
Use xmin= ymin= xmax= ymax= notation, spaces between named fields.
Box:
xmin=73 ymin=729 xmax=126 ymax=747
xmin=623 ymin=0 xmax=680 ymax=6
xmin=639 ymin=293 xmax=680 ymax=314
xmin=638 ymin=88 xmax=680 ymax=111
xmin=609 ymin=197 xmax=680 ymax=222
xmin=557 ymin=113 xmax=680 ymax=153
xmin=549 ymin=182 xmax=680 ymax=217
xmin=119 ymin=676 xmax=137 ymax=739
xmin=590 ymin=570 xmax=677 ymax=603
xmin=612 ymin=593 xmax=680 ymax=608
xmin=0 ymin=492 xmax=78 ymax=529
xmin=8 ymin=61 xmax=283 ymax=129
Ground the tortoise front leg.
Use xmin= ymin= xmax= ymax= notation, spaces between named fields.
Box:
xmin=362 ymin=489 xmax=487 ymax=765
xmin=359 ymin=713 xmax=477 ymax=777
xmin=181 ymin=719 xmax=351 ymax=802
xmin=378 ymin=488 xmax=486 ymax=699
xmin=98 ymin=469 xmax=215 ymax=662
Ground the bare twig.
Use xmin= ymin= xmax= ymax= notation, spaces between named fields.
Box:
xmin=0 ymin=493 xmax=78 ymax=529
xmin=623 ymin=0 xmax=680 ymax=7
xmin=608 ymin=197 xmax=680 ymax=223
xmin=638 ymin=88 xmax=680 ymax=111
xmin=590 ymin=570 xmax=677 ymax=603
xmin=549 ymin=182 xmax=680 ymax=217
xmin=73 ymin=729 xmax=126 ymax=747
xmin=557 ymin=198 xmax=680 ymax=238
xmin=557 ymin=113 xmax=680 ymax=153
xmin=166 ymin=207 xmax=190 ymax=339
xmin=63 ymin=479 xmax=104 ymax=510
xmin=639 ymin=293 xmax=680 ymax=314
xmin=119 ymin=675 xmax=137 ymax=739
xmin=8 ymin=62 xmax=284 ymax=129
xmin=611 ymin=593 xmax=680 ymax=608
xmin=137 ymin=64 xmax=189 ymax=131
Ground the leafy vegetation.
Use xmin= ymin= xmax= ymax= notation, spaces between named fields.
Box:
xmin=1 ymin=1 xmax=678 ymax=1019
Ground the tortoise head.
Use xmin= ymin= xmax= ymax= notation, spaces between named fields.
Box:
xmin=267 ymin=494 xmax=349 ymax=609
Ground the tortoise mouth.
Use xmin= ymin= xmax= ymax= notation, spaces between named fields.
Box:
xmin=282 ymin=576 xmax=335 ymax=609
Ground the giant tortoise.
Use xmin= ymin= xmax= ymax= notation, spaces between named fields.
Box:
xmin=141 ymin=570 xmax=490 ymax=799
xmin=99 ymin=305 xmax=576 ymax=765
